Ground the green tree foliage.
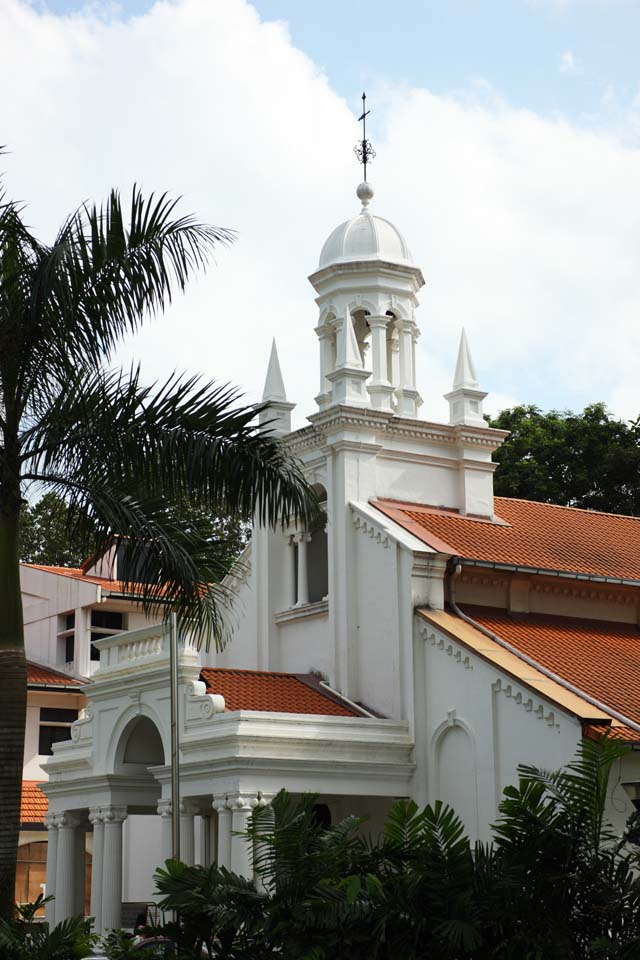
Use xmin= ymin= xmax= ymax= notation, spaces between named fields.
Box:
xmin=489 ymin=403 xmax=640 ymax=515
xmin=19 ymin=492 xmax=94 ymax=567
xmin=154 ymin=737 xmax=640 ymax=959
xmin=18 ymin=491 xmax=250 ymax=572
xmin=0 ymin=894 xmax=96 ymax=959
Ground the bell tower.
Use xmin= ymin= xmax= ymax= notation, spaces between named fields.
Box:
xmin=308 ymin=181 xmax=425 ymax=419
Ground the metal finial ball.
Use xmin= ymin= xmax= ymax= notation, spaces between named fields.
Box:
xmin=356 ymin=181 xmax=375 ymax=206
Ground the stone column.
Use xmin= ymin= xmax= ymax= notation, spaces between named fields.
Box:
xmin=73 ymin=824 xmax=86 ymax=917
xmin=367 ymin=315 xmax=394 ymax=411
xmin=396 ymin=319 xmax=420 ymax=417
xmin=179 ymin=800 xmax=198 ymax=867
xmin=101 ymin=805 xmax=127 ymax=933
xmin=285 ymin=534 xmax=296 ymax=608
xmin=398 ymin=319 xmax=414 ymax=389
xmin=315 ymin=324 xmax=334 ymax=408
xmin=213 ymin=798 xmax=232 ymax=870
xmin=54 ymin=813 xmax=80 ymax=924
xmin=88 ymin=808 xmax=104 ymax=934
xmin=43 ymin=813 xmax=58 ymax=928
xmin=229 ymin=795 xmax=256 ymax=878
xmin=157 ymin=799 xmax=173 ymax=863
xmin=295 ymin=532 xmax=311 ymax=606
xmin=251 ymin=798 xmax=273 ymax=894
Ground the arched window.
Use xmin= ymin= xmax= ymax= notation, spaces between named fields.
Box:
xmin=307 ymin=485 xmax=328 ymax=604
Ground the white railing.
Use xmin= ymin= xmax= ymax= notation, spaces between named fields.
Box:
xmin=92 ymin=623 xmax=168 ymax=673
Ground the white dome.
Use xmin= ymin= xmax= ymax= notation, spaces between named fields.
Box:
xmin=319 ymin=183 xmax=412 ymax=269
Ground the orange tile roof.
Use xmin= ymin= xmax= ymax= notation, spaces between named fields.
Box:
xmin=27 ymin=662 xmax=84 ymax=686
xmin=22 ymin=563 xmax=126 ymax=593
xmin=373 ymin=497 xmax=640 ymax=581
xmin=200 ymin=668 xmax=359 ymax=716
xmin=461 ymin=605 xmax=640 ymax=739
xmin=21 ymin=781 xmax=47 ymax=824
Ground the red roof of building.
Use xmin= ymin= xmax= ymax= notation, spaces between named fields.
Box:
xmin=200 ymin=667 xmax=360 ymax=716
xmin=27 ymin=662 xmax=85 ymax=686
xmin=22 ymin=563 xmax=126 ymax=593
xmin=373 ymin=497 xmax=640 ymax=581
xmin=461 ymin=605 xmax=640 ymax=741
xmin=21 ymin=781 xmax=47 ymax=824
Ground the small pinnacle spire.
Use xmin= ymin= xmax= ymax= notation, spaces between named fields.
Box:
xmin=452 ymin=328 xmax=479 ymax=390
xmin=343 ymin=313 xmax=363 ymax=368
xmin=262 ymin=338 xmax=287 ymax=402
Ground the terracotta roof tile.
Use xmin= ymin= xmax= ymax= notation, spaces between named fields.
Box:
xmin=200 ymin=668 xmax=359 ymax=716
xmin=21 ymin=781 xmax=47 ymax=824
xmin=27 ymin=662 xmax=84 ymax=686
xmin=374 ymin=497 xmax=640 ymax=581
xmin=462 ymin=605 xmax=640 ymax=738
xmin=22 ymin=562 xmax=127 ymax=592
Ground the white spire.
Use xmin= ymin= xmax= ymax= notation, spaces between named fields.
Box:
xmin=444 ymin=328 xmax=487 ymax=429
xmin=342 ymin=313 xmax=363 ymax=369
xmin=452 ymin=328 xmax=479 ymax=390
xmin=262 ymin=338 xmax=287 ymax=402
xmin=325 ymin=312 xmax=370 ymax=407
xmin=259 ymin=339 xmax=295 ymax=436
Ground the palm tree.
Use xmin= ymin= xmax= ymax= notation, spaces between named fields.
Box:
xmin=0 ymin=181 xmax=317 ymax=918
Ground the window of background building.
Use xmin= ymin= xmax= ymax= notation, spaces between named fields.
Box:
xmin=90 ymin=609 xmax=126 ymax=661
xmin=57 ymin=612 xmax=75 ymax=664
xmin=38 ymin=706 xmax=79 ymax=755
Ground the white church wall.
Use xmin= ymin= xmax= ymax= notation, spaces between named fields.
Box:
xmin=274 ymin=612 xmax=332 ymax=677
xmin=375 ymin=457 xmax=460 ymax=510
xmin=122 ymin=815 xmax=162 ymax=903
xmin=414 ymin=616 xmax=586 ymax=842
xmin=353 ymin=520 xmax=403 ymax=719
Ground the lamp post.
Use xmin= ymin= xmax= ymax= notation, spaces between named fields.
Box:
xmin=169 ymin=612 xmax=181 ymax=861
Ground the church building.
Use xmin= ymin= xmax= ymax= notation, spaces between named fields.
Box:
xmin=40 ymin=178 xmax=640 ymax=935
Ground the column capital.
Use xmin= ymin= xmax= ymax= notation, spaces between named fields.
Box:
xmin=226 ymin=793 xmax=262 ymax=813
xmin=88 ymin=807 xmax=105 ymax=826
xmin=55 ymin=812 xmax=81 ymax=830
xmin=367 ymin=314 xmax=389 ymax=330
xmin=157 ymin=798 xmax=173 ymax=819
xmin=180 ymin=799 xmax=201 ymax=816
xmin=294 ymin=531 xmax=312 ymax=544
xmin=212 ymin=797 xmax=230 ymax=816
xmin=102 ymin=805 xmax=128 ymax=824
xmin=44 ymin=812 xmax=58 ymax=831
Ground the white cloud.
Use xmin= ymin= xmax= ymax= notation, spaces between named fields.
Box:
xmin=1 ymin=0 xmax=640 ymax=432
xmin=559 ymin=50 xmax=577 ymax=73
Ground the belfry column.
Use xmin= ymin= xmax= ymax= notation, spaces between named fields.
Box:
xmin=315 ymin=324 xmax=334 ymax=408
xmin=395 ymin=319 xmax=421 ymax=418
xmin=89 ymin=808 xmax=104 ymax=934
xmin=367 ymin=315 xmax=394 ymax=411
xmin=101 ymin=806 xmax=128 ymax=932
xmin=44 ymin=813 xmax=58 ymax=927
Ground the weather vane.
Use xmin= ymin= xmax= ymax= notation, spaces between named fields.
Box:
xmin=354 ymin=92 xmax=376 ymax=181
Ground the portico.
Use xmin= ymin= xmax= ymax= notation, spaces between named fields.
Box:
xmin=41 ymin=623 xmax=414 ymax=934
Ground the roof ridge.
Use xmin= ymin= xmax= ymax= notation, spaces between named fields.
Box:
xmin=495 ymin=496 xmax=640 ymax=523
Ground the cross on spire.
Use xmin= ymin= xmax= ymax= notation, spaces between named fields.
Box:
xmin=354 ymin=91 xmax=376 ymax=181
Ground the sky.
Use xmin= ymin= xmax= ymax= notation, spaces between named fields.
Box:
xmin=1 ymin=0 xmax=640 ymax=426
